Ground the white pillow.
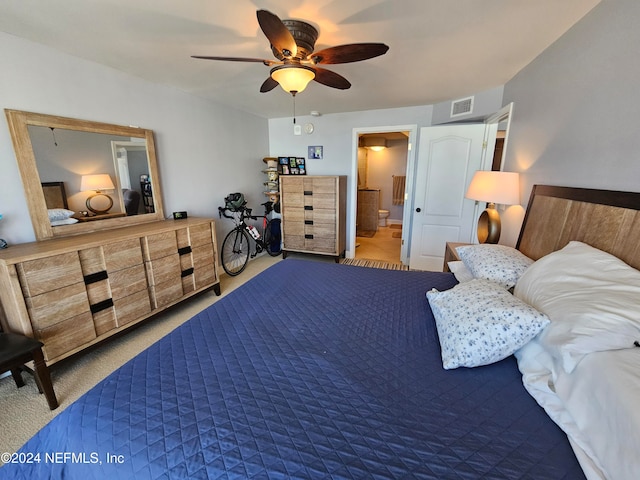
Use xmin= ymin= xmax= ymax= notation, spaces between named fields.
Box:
xmin=456 ymin=244 xmax=533 ymax=289
xmin=447 ymin=261 xmax=474 ymax=283
xmin=514 ymin=241 xmax=640 ymax=373
xmin=47 ymin=208 xmax=75 ymax=222
xmin=50 ymin=217 xmax=79 ymax=226
xmin=427 ymin=279 xmax=549 ymax=369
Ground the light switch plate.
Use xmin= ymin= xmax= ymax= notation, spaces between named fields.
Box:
xmin=293 ymin=124 xmax=302 ymax=136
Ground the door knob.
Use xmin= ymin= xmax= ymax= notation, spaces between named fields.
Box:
xmin=415 ymin=207 xmax=421 ymax=213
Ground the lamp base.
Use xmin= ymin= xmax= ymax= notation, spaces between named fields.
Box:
xmin=86 ymin=192 xmax=113 ymax=215
xmin=477 ymin=204 xmax=501 ymax=244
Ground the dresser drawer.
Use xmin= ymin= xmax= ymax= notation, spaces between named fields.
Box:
xmin=142 ymin=231 xmax=178 ymax=261
xmin=109 ymin=264 xmax=148 ymax=300
xmin=79 ymin=247 xmax=106 ymax=275
xmin=18 ymin=252 xmax=84 ymax=297
xmin=188 ymin=223 xmax=213 ymax=248
xmin=283 ymin=221 xmax=336 ymax=238
xmin=114 ymin=289 xmax=152 ymax=327
xmin=36 ymin=311 xmax=96 ymax=361
xmin=26 ymin=282 xmax=91 ymax=330
xmin=150 ymin=280 xmax=183 ymax=309
xmin=194 ymin=263 xmax=216 ymax=290
xmin=92 ymin=307 xmax=117 ymax=336
xmin=145 ymin=253 xmax=181 ymax=286
xmin=284 ymin=235 xmax=336 ymax=254
xmin=103 ymin=238 xmax=144 ymax=272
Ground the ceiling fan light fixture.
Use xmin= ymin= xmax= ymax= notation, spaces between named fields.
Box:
xmin=271 ymin=65 xmax=315 ymax=95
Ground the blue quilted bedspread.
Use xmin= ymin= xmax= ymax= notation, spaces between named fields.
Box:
xmin=1 ymin=259 xmax=585 ymax=479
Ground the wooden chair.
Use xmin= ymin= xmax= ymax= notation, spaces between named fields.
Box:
xmin=0 ymin=333 xmax=58 ymax=410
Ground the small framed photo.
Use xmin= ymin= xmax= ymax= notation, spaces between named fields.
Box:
xmin=308 ymin=146 xmax=323 ymax=159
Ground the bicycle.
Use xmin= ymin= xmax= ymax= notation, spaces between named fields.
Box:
xmin=218 ymin=194 xmax=282 ymax=276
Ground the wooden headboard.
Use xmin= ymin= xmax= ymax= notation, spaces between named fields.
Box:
xmin=41 ymin=182 xmax=69 ymax=210
xmin=516 ymin=185 xmax=640 ymax=270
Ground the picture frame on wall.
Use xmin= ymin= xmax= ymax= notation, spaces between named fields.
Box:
xmin=278 ymin=156 xmax=306 ymax=175
xmin=308 ymin=146 xmax=323 ymax=159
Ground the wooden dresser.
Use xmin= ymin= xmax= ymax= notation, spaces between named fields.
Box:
xmin=0 ymin=218 xmax=220 ymax=365
xmin=280 ymin=175 xmax=347 ymax=260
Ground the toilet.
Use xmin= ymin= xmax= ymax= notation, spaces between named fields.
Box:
xmin=378 ymin=209 xmax=390 ymax=227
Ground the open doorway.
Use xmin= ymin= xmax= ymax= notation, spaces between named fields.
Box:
xmin=349 ymin=125 xmax=418 ymax=265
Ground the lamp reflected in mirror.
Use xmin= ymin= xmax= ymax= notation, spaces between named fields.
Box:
xmin=80 ymin=174 xmax=115 ymax=214
xmin=466 ymin=171 xmax=520 ymax=244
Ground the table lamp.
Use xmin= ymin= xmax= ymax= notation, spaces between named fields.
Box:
xmin=465 ymin=171 xmax=519 ymax=244
xmin=80 ymin=174 xmax=115 ymax=215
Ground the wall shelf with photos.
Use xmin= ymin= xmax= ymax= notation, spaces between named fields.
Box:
xmin=278 ymin=157 xmax=306 ymax=175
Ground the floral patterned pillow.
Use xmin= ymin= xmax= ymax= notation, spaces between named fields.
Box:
xmin=456 ymin=244 xmax=533 ymax=289
xmin=427 ymin=279 xmax=549 ymax=369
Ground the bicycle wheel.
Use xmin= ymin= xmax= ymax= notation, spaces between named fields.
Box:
xmin=263 ymin=218 xmax=282 ymax=257
xmin=221 ymin=227 xmax=251 ymax=276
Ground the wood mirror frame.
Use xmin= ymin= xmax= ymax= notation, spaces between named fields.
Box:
xmin=5 ymin=109 xmax=165 ymax=241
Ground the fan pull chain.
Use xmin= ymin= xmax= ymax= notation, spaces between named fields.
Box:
xmin=292 ymin=93 xmax=296 ymax=124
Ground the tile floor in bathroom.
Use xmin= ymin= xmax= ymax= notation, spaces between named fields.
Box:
xmin=355 ymin=224 xmax=403 ymax=264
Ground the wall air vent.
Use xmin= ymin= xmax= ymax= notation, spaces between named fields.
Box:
xmin=451 ymin=96 xmax=474 ymax=117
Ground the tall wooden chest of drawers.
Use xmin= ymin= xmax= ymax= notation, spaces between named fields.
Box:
xmin=0 ymin=218 xmax=220 ymax=365
xmin=279 ymin=175 xmax=347 ymax=260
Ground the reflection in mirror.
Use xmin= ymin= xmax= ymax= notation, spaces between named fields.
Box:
xmin=5 ymin=109 xmax=164 ymax=241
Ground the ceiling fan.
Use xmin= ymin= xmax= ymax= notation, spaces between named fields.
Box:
xmin=192 ymin=9 xmax=389 ymax=96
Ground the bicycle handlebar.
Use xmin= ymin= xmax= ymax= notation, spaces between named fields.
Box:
xmin=218 ymin=205 xmax=259 ymax=221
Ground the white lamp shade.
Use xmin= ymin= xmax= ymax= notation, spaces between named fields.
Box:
xmin=271 ymin=65 xmax=315 ymax=94
xmin=80 ymin=174 xmax=115 ymax=192
xmin=465 ymin=171 xmax=520 ymax=205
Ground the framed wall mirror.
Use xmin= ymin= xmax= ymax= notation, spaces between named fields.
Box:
xmin=5 ymin=109 xmax=164 ymax=241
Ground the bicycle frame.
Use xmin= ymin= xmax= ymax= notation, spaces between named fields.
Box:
xmin=218 ymin=202 xmax=274 ymax=259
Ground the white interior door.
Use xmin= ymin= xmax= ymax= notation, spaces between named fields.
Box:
xmin=408 ymin=124 xmax=487 ymax=271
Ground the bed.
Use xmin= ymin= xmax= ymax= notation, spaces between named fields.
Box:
xmin=1 ymin=184 xmax=638 ymax=479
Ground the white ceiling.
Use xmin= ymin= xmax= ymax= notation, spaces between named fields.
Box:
xmin=0 ymin=0 xmax=600 ymax=119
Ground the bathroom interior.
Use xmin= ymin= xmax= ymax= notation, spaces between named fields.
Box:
xmin=356 ymin=131 xmax=409 ymax=264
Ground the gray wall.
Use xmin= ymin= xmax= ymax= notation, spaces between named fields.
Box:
xmin=501 ymin=0 xmax=640 ymax=245
xmin=0 ymin=31 xmax=268 ymax=244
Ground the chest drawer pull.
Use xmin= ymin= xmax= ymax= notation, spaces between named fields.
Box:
xmin=84 ymin=270 xmax=108 ymax=285
xmin=304 ymin=220 xmax=314 ymax=225
xmin=305 ymin=234 xmax=314 ymax=239
xmin=304 ymin=206 xmax=314 ymax=211
xmin=178 ymin=246 xmax=192 ymax=255
xmin=90 ymin=298 xmax=114 ymax=314
xmin=304 ymin=191 xmax=313 ymax=196
xmin=181 ymin=267 xmax=195 ymax=278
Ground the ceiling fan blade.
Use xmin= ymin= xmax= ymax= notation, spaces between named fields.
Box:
xmin=257 ymin=10 xmax=297 ymax=59
xmin=310 ymin=43 xmax=389 ymax=64
xmin=313 ymin=67 xmax=351 ymax=90
xmin=191 ymin=55 xmax=276 ymax=65
xmin=260 ymin=76 xmax=279 ymax=93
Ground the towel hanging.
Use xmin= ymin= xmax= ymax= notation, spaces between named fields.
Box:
xmin=392 ymin=175 xmax=406 ymax=205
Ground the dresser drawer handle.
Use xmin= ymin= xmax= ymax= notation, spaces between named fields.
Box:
xmin=90 ymin=298 xmax=114 ymax=314
xmin=178 ymin=246 xmax=192 ymax=255
xmin=304 ymin=220 xmax=314 ymax=225
xmin=181 ymin=267 xmax=195 ymax=278
xmin=304 ymin=206 xmax=314 ymax=211
xmin=304 ymin=191 xmax=313 ymax=196
xmin=84 ymin=270 xmax=108 ymax=285
xmin=305 ymin=234 xmax=314 ymax=239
